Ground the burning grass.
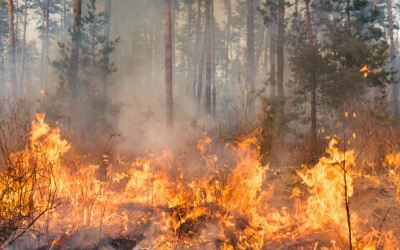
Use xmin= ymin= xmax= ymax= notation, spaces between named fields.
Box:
xmin=1 ymin=113 xmax=400 ymax=249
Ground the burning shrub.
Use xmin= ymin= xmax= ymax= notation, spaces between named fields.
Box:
xmin=0 ymin=113 xmax=67 ymax=247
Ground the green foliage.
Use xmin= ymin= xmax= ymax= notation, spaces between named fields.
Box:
xmin=286 ymin=0 xmax=395 ymax=130
xmin=52 ymin=0 xmax=121 ymax=136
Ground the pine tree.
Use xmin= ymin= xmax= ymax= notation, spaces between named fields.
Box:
xmin=52 ymin=0 xmax=120 ymax=133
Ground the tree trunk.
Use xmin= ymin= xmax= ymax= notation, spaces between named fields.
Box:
xmin=69 ymin=0 xmax=82 ymax=107
xmin=256 ymin=26 xmax=265 ymax=73
xmin=40 ymin=6 xmax=45 ymax=89
xmin=247 ymin=0 xmax=255 ymax=114
xmin=263 ymin=26 xmax=269 ymax=84
xmin=387 ymin=0 xmax=399 ymax=116
xmin=8 ymin=0 xmax=17 ymax=94
xmin=269 ymin=0 xmax=276 ymax=96
xmin=131 ymin=25 xmax=135 ymax=75
xmin=1 ymin=40 xmax=3 ymax=94
xmin=63 ymin=0 xmax=66 ymax=42
xmin=197 ymin=27 xmax=206 ymax=104
xmin=277 ymin=0 xmax=284 ymax=97
xmin=101 ymin=0 xmax=112 ymax=103
xmin=186 ymin=1 xmax=193 ymax=96
xmin=346 ymin=0 xmax=350 ymax=28
xmin=193 ymin=0 xmax=201 ymax=100
xmin=205 ymin=0 xmax=211 ymax=113
xmin=15 ymin=0 xmax=18 ymax=50
xmin=60 ymin=4 xmax=63 ymax=41
xmin=225 ymin=0 xmax=231 ymax=85
xmin=20 ymin=0 xmax=28 ymax=92
xmin=305 ymin=0 xmax=317 ymax=160
xmin=165 ymin=0 xmax=174 ymax=127
xmin=91 ymin=3 xmax=96 ymax=101
xmin=44 ymin=0 xmax=50 ymax=88
xmin=172 ymin=0 xmax=176 ymax=86
xmin=211 ymin=0 xmax=216 ymax=113
xmin=143 ymin=27 xmax=152 ymax=92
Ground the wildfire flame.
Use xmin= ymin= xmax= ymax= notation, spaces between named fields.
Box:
xmin=360 ymin=65 xmax=371 ymax=78
xmin=3 ymin=114 xmax=399 ymax=249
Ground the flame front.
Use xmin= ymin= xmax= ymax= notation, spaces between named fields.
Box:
xmin=3 ymin=114 xmax=399 ymax=249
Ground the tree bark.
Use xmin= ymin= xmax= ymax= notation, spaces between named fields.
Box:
xmin=224 ymin=0 xmax=231 ymax=85
xmin=277 ymin=0 xmax=284 ymax=97
xmin=8 ymin=0 xmax=17 ymax=94
xmin=269 ymin=0 xmax=276 ymax=96
xmin=166 ymin=0 xmax=174 ymax=127
xmin=247 ymin=0 xmax=255 ymax=114
xmin=69 ymin=0 xmax=82 ymax=106
xmin=20 ymin=0 xmax=28 ymax=91
xmin=305 ymin=0 xmax=317 ymax=160
xmin=194 ymin=0 xmax=201 ymax=100
xmin=387 ymin=0 xmax=399 ymax=116
xmin=205 ymin=0 xmax=211 ymax=113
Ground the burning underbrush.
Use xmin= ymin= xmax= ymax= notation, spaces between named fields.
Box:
xmin=1 ymin=113 xmax=400 ymax=250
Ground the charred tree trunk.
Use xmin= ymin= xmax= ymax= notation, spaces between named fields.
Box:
xmin=225 ymin=0 xmax=231 ymax=85
xmin=277 ymin=0 xmax=284 ymax=97
xmin=101 ymin=0 xmax=112 ymax=103
xmin=269 ymin=0 xmax=276 ymax=96
xmin=305 ymin=0 xmax=317 ymax=160
xmin=194 ymin=0 xmax=201 ymax=100
xmin=205 ymin=0 xmax=211 ymax=113
xmin=69 ymin=0 xmax=82 ymax=106
xmin=247 ymin=0 xmax=255 ymax=114
xmin=165 ymin=0 xmax=174 ymax=127
xmin=8 ymin=0 xmax=17 ymax=94
xmin=387 ymin=0 xmax=399 ymax=116
xmin=20 ymin=0 xmax=28 ymax=91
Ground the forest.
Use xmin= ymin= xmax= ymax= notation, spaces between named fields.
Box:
xmin=0 ymin=0 xmax=400 ymax=249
